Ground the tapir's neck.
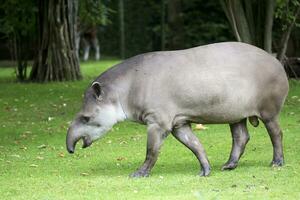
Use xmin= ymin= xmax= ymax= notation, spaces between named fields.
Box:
xmin=96 ymin=102 xmax=126 ymax=129
xmin=96 ymin=62 xmax=134 ymax=122
xmin=114 ymin=100 xmax=127 ymax=122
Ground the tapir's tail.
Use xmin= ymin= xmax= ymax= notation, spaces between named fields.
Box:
xmin=248 ymin=116 xmax=259 ymax=127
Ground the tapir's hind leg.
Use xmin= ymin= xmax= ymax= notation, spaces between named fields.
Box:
xmin=172 ymin=124 xmax=211 ymax=176
xmin=262 ymin=118 xmax=284 ymax=166
xmin=130 ymin=123 xmax=168 ymax=178
xmin=222 ymin=119 xmax=249 ymax=170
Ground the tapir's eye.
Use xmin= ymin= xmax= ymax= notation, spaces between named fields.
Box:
xmin=81 ymin=116 xmax=90 ymax=124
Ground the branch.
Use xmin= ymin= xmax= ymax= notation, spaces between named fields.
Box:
xmin=277 ymin=5 xmax=300 ymax=63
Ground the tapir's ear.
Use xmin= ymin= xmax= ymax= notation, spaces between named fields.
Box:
xmin=91 ymin=82 xmax=102 ymax=98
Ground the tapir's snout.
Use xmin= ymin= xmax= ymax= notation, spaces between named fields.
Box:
xmin=66 ymin=127 xmax=78 ymax=154
xmin=66 ymin=124 xmax=94 ymax=154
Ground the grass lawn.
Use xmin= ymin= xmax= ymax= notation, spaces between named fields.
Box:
xmin=0 ymin=60 xmax=300 ymax=200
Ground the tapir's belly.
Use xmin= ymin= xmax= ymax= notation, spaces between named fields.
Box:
xmin=156 ymin=71 xmax=260 ymax=124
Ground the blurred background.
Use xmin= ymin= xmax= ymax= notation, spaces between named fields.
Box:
xmin=0 ymin=0 xmax=299 ymax=82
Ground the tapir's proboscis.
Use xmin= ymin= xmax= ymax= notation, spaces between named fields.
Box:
xmin=66 ymin=42 xmax=289 ymax=177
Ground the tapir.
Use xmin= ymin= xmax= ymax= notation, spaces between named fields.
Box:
xmin=66 ymin=42 xmax=289 ymax=177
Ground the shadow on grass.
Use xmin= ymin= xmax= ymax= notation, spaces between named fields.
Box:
xmin=71 ymin=158 xmax=272 ymax=178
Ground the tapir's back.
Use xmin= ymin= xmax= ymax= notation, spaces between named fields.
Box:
xmin=123 ymin=42 xmax=288 ymax=123
xmin=97 ymin=42 xmax=288 ymax=123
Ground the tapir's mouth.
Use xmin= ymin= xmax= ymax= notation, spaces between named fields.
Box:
xmin=82 ymin=136 xmax=92 ymax=148
xmin=66 ymin=133 xmax=92 ymax=154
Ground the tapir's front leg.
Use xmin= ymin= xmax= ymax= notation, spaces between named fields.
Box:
xmin=130 ymin=123 xmax=168 ymax=178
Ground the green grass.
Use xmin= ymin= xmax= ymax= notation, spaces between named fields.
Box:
xmin=1 ymin=60 xmax=300 ymax=200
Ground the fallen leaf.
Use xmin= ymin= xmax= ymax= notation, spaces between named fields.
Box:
xmin=10 ymin=154 xmax=20 ymax=158
xmin=36 ymin=156 xmax=44 ymax=160
xmin=195 ymin=124 xmax=208 ymax=130
xmin=119 ymin=141 xmax=127 ymax=145
xmin=116 ymin=157 xmax=127 ymax=161
xmin=20 ymin=146 xmax=27 ymax=150
xmin=37 ymin=144 xmax=47 ymax=149
xmin=58 ymin=152 xmax=65 ymax=157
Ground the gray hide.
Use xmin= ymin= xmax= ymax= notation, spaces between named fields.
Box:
xmin=66 ymin=42 xmax=289 ymax=177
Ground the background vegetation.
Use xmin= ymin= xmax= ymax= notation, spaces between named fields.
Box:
xmin=0 ymin=0 xmax=299 ymax=81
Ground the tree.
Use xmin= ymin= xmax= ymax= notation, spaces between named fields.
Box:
xmin=119 ymin=0 xmax=125 ymax=59
xmin=79 ymin=0 xmax=111 ymax=27
xmin=161 ymin=0 xmax=166 ymax=50
xmin=0 ymin=0 xmax=37 ymax=81
xmin=276 ymin=0 xmax=300 ymax=63
xmin=30 ymin=0 xmax=81 ymax=82
xmin=167 ymin=0 xmax=185 ymax=49
xmin=220 ymin=0 xmax=276 ymax=53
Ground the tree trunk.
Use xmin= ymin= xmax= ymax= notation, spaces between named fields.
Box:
xmin=30 ymin=0 xmax=81 ymax=82
xmin=161 ymin=0 xmax=166 ymax=50
xmin=277 ymin=6 xmax=300 ymax=63
xmin=12 ymin=32 xmax=28 ymax=81
xmin=264 ymin=0 xmax=275 ymax=53
xmin=168 ymin=0 xmax=184 ymax=49
xmin=119 ymin=0 xmax=125 ymax=59
xmin=232 ymin=0 xmax=252 ymax=44
xmin=220 ymin=0 xmax=275 ymax=51
xmin=220 ymin=0 xmax=241 ymax=41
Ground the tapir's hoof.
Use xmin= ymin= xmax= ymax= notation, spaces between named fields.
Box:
xmin=129 ymin=170 xmax=150 ymax=178
xmin=199 ymin=167 xmax=211 ymax=177
xmin=221 ymin=162 xmax=238 ymax=170
xmin=271 ymin=159 xmax=284 ymax=167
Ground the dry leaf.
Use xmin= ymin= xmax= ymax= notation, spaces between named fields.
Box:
xmin=195 ymin=124 xmax=208 ymax=130
xmin=119 ymin=141 xmax=127 ymax=145
xmin=10 ymin=154 xmax=20 ymax=158
xmin=116 ymin=157 xmax=127 ymax=161
xmin=58 ymin=152 xmax=65 ymax=157
xmin=106 ymin=140 xmax=112 ymax=144
xmin=36 ymin=156 xmax=44 ymax=160
xmin=37 ymin=144 xmax=47 ymax=149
